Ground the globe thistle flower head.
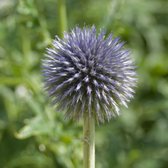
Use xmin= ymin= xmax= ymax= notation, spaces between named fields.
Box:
xmin=42 ymin=26 xmax=137 ymax=123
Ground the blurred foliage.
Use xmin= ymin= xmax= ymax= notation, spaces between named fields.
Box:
xmin=0 ymin=0 xmax=168 ymax=167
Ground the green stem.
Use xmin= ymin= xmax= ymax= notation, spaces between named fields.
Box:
xmin=57 ymin=0 xmax=68 ymax=37
xmin=83 ymin=116 xmax=95 ymax=168
xmin=35 ymin=0 xmax=51 ymax=45
xmin=20 ymin=26 xmax=30 ymax=67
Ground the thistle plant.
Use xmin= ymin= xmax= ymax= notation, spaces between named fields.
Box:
xmin=42 ymin=26 xmax=136 ymax=168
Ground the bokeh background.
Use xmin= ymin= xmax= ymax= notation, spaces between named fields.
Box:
xmin=0 ymin=0 xmax=168 ymax=167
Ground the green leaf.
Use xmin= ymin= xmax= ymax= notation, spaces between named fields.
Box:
xmin=16 ymin=115 xmax=54 ymax=139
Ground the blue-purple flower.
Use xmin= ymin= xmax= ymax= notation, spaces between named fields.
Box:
xmin=42 ymin=26 xmax=137 ymax=123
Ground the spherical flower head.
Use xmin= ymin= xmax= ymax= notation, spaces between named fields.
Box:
xmin=42 ymin=26 xmax=137 ymax=123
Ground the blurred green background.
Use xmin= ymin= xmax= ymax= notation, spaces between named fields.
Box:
xmin=0 ymin=0 xmax=168 ymax=167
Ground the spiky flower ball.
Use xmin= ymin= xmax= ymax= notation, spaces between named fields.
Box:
xmin=42 ymin=26 xmax=136 ymax=123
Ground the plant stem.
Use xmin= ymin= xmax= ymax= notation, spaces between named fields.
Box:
xmin=83 ymin=116 xmax=95 ymax=168
xmin=57 ymin=0 xmax=68 ymax=37
xmin=35 ymin=0 xmax=51 ymax=45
